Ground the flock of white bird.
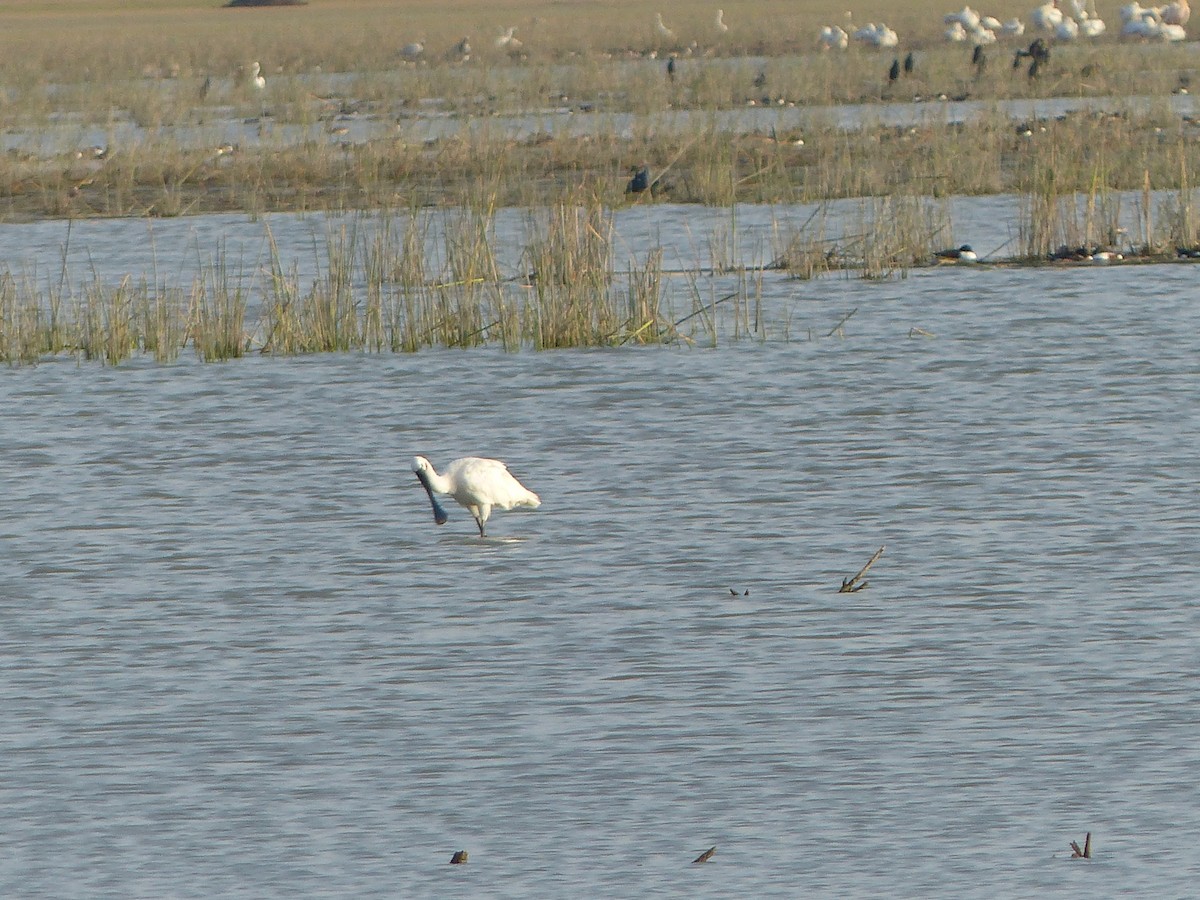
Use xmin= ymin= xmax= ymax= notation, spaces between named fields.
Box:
xmin=817 ymin=0 xmax=1190 ymax=50
xmin=365 ymin=2 xmax=1190 ymax=77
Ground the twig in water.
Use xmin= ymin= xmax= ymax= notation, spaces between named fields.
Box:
xmin=826 ymin=307 xmax=858 ymax=338
xmin=1069 ymin=833 xmax=1092 ymax=859
xmin=693 ymin=846 xmax=716 ymax=864
xmin=671 ymin=291 xmax=740 ymax=329
xmin=908 ymin=327 xmax=936 ymax=338
xmin=839 ymin=545 xmax=885 ymax=593
xmin=450 ymin=850 xmax=469 ymax=864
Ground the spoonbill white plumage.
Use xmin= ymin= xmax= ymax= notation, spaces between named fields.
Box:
xmin=412 ymin=456 xmax=541 ymax=537
xmin=655 ymin=12 xmax=675 ymax=39
xmin=249 ymin=61 xmax=266 ymax=90
xmin=716 ymin=8 xmax=729 ymax=33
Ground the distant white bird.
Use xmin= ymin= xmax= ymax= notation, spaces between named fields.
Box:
xmin=1121 ymin=3 xmax=1187 ymax=37
xmin=981 ymin=15 xmax=1003 ymax=29
xmin=655 ymin=12 xmax=675 ymax=39
xmin=946 ymin=20 xmax=970 ymax=40
xmin=1080 ymin=15 xmax=1107 ymax=35
xmin=249 ymin=61 xmax=266 ymax=91
xmin=715 ymin=8 xmax=729 ymax=33
xmin=413 ymin=456 xmax=541 ymax=537
xmin=495 ymin=26 xmax=521 ymax=49
xmin=1031 ymin=1 xmax=1065 ymax=30
xmin=1161 ymin=0 xmax=1191 ymax=25
xmin=818 ymin=24 xmax=850 ymax=49
xmin=944 ymin=5 xmax=982 ymax=29
xmin=1001 ymin=16 xmax=1027 ymax=36
xmin=854 ymin=22 xmax=900 ymax=47
xmin=1055 ymin=15 xmax=1081 ymax=38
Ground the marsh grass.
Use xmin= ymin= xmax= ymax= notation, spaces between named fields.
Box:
xmin=0 ymin=2 xmax=1199 ymax=221
xmin=2 ymin=90 xmax=1200 ymax=221
xmin=191 ymin=250 xmax=248 ymax=361
xmin=523 ymin=193 xmax=619 ymax=348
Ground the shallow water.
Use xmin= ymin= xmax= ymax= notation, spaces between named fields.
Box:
xmin=3 ymin=88 xmax=1194 ymax=158
xmin=0 ymin=191 xmax=1164 ymax=296
xmin=3 ymin=230 xmax=1200 ymax=895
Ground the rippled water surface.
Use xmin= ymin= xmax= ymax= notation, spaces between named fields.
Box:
xmin=4 ymin=211 xmax=1200 ymax=897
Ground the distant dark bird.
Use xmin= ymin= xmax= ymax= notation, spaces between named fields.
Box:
xmin=753 ymin=69 xmax=767 ymax=89
xmin=935 ymin=244 xmax=978 ymax=263
xmin=1049 ymin=244 xmax=1095 ymax=261
xmin=888 ymin=58 xmax=900 ymax=83
xmin=693 ymin=846 xmax=717 ymax=864
xmin=626 ymin=165 xmax=650 ymax=194
xmin=972 ymin=44 xmax=986 ymax=75
xmin=199 ymin=74 xmax=211 ymax=100
xmin=450 ymin=850 xmax=468 ymax=864
xmin=666 ymin=57 xmax=676 ymax=81
xmin=1013 ymin=37 xmax=1049 ymax=77
xmin=448 ymin=36 xmax=471 ymax=63
xmin=903 ymin=51 xmax=914 ymax=75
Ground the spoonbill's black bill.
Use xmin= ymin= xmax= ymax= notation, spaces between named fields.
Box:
xmin=411 ymin=455 xmax=541 ymax=537
xmin=415 ymin=468 xmax=450 ymax=525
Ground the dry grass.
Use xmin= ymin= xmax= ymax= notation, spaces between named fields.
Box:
xmin=0 ymin=1 xmax=1194 ymax=221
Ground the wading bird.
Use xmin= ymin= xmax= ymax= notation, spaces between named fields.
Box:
xmin=249 ymin=61 xmax=266 ymax=91
xmin=413 ymin=456 xmax=541 ymax=537
xmin=627 ymin=165 xmax=650 ymax=194
xmin=936 ymin=244 xmax=979 ymax=262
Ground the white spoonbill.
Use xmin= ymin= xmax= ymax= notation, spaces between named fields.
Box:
xmin=413 ymin=456 xmax=541 ymax=537
xmin=249 ymin=61 xmax=266 ymax=91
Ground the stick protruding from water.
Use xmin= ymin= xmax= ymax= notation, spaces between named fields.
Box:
xmin=839 ymin=545 xmax=884 ymax=593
